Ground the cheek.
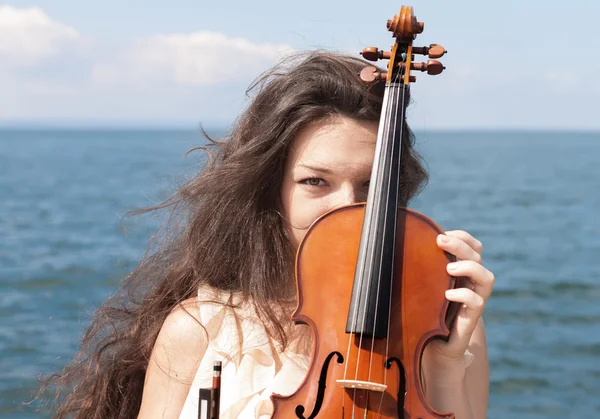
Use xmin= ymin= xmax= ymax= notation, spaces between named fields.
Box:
xmin=281 ymin=185 xmax=328 ymax=246
xmin=289 ymin=193 xmax=328 ymax=229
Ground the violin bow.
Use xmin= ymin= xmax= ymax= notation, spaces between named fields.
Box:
xmin=198 ymin=361 xmax=222 ymax=419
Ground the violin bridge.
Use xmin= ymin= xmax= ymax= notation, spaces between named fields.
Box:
xmin=336 ymin=379 xmax=387 ymax=392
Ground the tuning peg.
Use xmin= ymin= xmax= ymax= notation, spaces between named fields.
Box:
xmin=359 ymin=65 xmax=386 ymax=82
xmin=412 ymin=44 xmax=447 ymax=59
xmin=360 ymin=47 xmax=391 ymax=62
xmin=359 ymin=66 xmax=417 ymax=83
xmin=411 ymin=60 xmax=445 ymax=75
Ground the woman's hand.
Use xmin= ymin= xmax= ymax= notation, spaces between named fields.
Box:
xmin=424 ymin=230 xmax=495 ymax=367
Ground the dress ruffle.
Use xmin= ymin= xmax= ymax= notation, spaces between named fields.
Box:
xmin=178 ymin=288 xmax=310 ymax=419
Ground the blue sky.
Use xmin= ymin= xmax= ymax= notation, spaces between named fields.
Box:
xmin=1 ymin=1 xmax=598 ymax=130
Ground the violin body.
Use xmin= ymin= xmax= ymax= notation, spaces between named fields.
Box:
xmin=271 ymin=204 xmax=458 ymax=419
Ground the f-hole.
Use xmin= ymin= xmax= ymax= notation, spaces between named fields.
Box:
xmin=295 ymin=351 xmax=344 ymax=419
xmin=386 ymin=357 xmax=406 ymax=416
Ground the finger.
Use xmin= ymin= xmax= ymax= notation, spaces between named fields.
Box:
xmin=444 ymin=288 xmax=485 ymax=353
xmin=437 ymin=234 xmax=482 ymax=264
xmin=447 ymin=260 xmax=495 ymax=299
xmin=445 ymin=288 xmax=485 ymax=314
xmin=445 ymin=230 xmax=483 ymax=255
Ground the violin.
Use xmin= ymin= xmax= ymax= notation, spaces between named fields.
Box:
xmin=271 ymin=6 xmax=461 ymax=419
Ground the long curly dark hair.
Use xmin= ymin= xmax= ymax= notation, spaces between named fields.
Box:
xmin=39 ymin=51 xmax=428 ymax=418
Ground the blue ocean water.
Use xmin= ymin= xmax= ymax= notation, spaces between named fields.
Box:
xmin=0 ymin=129 xmax=598 ymax=418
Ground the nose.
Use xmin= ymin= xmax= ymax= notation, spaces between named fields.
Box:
xmin=332 ymin=183 xmax=366 ymax=208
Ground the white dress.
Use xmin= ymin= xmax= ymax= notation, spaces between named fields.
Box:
xmin=178 ymin=287 xmax=474 ymax=419
xmin=178 ymin=287 xmax=311 ymax=419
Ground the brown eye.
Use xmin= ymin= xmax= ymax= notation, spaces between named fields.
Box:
xmin=300 ymin=178 xmax=326 ymax=187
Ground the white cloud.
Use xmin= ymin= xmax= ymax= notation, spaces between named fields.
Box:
xmin=0 ymin=6 xmax=80 ymax=68
xmin=0 ymin=6 xmax=295 ymax=122
xmin=4 ymin=6 xmax=594 ymax=128
xmin=92 ymin=31 xmax=294 ymax=86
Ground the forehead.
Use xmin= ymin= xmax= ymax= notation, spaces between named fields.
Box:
xmin=287 ymin=117 xmax=378 ymax=169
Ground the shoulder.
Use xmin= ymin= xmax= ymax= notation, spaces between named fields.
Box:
xmin=137 ymin=297 xmax=208 ymax=418
xmin=152 ymin=297 xmax=208 ymax=369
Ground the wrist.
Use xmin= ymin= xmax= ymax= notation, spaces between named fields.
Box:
xmin=421 ymin=349 xmax=468 ymax=386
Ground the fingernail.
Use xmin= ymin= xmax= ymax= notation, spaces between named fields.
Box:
xmin=447 ymin=262 xmax=458 ymax=271
xmin=438 ymin=234 xmax=449 ymax=244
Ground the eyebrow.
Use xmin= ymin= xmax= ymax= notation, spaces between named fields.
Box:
xmin=296 ymin=164 xmax=334 ymax=174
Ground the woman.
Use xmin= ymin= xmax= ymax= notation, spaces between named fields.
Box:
xmin=43 ymin=52 xmax=494 ymax=419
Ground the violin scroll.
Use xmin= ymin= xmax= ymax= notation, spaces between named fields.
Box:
xmin=360 ymin=6 xmax=447 ymax=84
xmin=386 ymin=5 xmax=423 ymax=40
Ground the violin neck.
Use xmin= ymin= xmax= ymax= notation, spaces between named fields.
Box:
xmin=345 ymin=81 xmax=408 ymax=338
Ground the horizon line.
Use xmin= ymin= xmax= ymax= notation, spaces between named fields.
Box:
xmin=1 ymin=121 xmax=599 ymax=134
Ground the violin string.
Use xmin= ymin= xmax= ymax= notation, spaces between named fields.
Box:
xmin=398 ymin=78 xmax=410 ymax=415
xmin=354 ymin=90 xmax=391 ymax=380
xmin=361 ymin=73 xmax=400 ymax=414
xmin=384 ymin=73 xmax=408 ymax=415
xmin=380 ymin=71 xmax=404 ymax=377
xmin=367 ymin=75 xmax=401 ymax=383
xmin=349 ymin=73 xmax=396 ymax=416
xmin=342 ymin=76 xmax=393 ymax=413
xmin=370 ymin=71 xmax=404 ymax=416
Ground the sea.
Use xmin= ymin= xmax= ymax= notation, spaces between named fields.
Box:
xmin=1 ymin=129 xmax=598 ymax=418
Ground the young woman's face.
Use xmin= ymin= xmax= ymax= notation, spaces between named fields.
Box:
xmin=280 ymin=116 xmax=378 ymax=249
